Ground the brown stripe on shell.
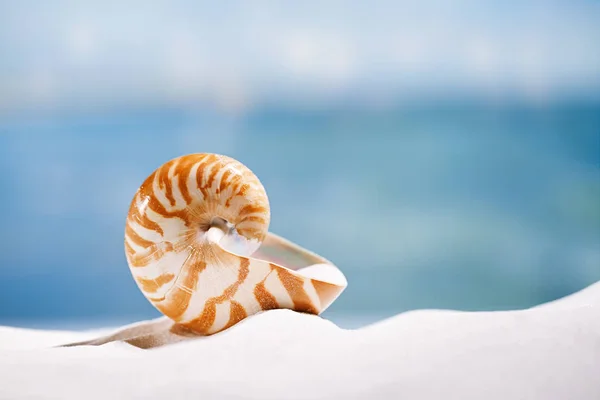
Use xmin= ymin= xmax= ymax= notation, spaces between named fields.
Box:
xmin=155 ymin=260 xmax=206 ymax=320
xmin=126 ymin=241 xmax=176 ymax=268
xmin=184 ymin=258 xmax=250 ymax=334
xmin=223 ymin=301 xmax=248 ymax=330
xmin=275 ymin=266 xmax=318 ymax=314
xmin=125 ymin=222 xmax=154 ymax=249
xmin=195 ymin=155 xmax=214 ymax=200
xmin=311 ymin=280 xmax=343 ymax=309
xmin=133 ymin=209 xmax=164 ymax=236
xmin=124 ymin=241 xmax=136 ymax=260
xmin=205 ymin=160 xmax=220 ymax=191
xmin=224 ymin=173 xmax=243 ymax=207
xmin=235 ymin=183 xmax=251 ymax=198
xmin=218 ymin=168 xmax=233 ymax=194
xmin=146 ymin=192 xmax=191 ymax=227
xmin=238 ymin=204 xmax=268 ymax=217
xmin=174 ymin=156 xmax=197 ymax=205
xmin=254 ymin=279 xmax=279 ymax=311
xmin=241 ymin=215 xmax=267 ymax=224
xmin=186 ymin=300 xmax=217 ymax=333
xmin=136 ymin=273 xmax=175 ymax=294
xmin=157 ymin=159 xmax=177 ymax=207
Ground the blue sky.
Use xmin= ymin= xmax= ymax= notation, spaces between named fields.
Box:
xmin=1 ymin=0 xmax=599 ymax=113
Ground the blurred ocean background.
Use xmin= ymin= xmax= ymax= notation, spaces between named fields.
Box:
xmin=1 ymin=1 xmax=599 ymax=329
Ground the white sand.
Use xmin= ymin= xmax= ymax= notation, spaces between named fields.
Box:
xmin=1 ymin=282 xmax=599 ymax=400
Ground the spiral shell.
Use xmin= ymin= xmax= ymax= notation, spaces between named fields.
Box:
xmin=125 ymin=153 xmax=347 ymax=335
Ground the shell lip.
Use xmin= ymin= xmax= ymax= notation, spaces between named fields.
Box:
xmin=214 ymin=231 xmax=347 ymax=315
xmin=218 ymin=231 xmax=348 ymax=288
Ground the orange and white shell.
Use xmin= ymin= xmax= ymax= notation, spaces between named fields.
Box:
xmin=124 ymin=153 xmax=347 ymax=335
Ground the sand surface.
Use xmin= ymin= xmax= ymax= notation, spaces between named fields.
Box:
xmin=1 ymin=282 xmax=599 ymax=400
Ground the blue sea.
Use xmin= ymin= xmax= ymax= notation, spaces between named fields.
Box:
xmin=1 ymin=101 xmax=599 ymax=329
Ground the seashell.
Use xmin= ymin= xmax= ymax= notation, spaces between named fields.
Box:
xmin=124 ymin=153 xmax=347 ymax=335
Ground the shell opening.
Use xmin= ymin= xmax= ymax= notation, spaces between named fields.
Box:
xmin=209 ymin=216 xmax=233 ymax=234
xmin=207 ymin=216 xmax=260 ymax=257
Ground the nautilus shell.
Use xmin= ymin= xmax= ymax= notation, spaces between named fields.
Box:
xmin=124 ymin=153 xmax=347 ymax=335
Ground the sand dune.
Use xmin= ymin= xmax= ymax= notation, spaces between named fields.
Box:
xmin=1 ymin=281 xmax=599 ymax=400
